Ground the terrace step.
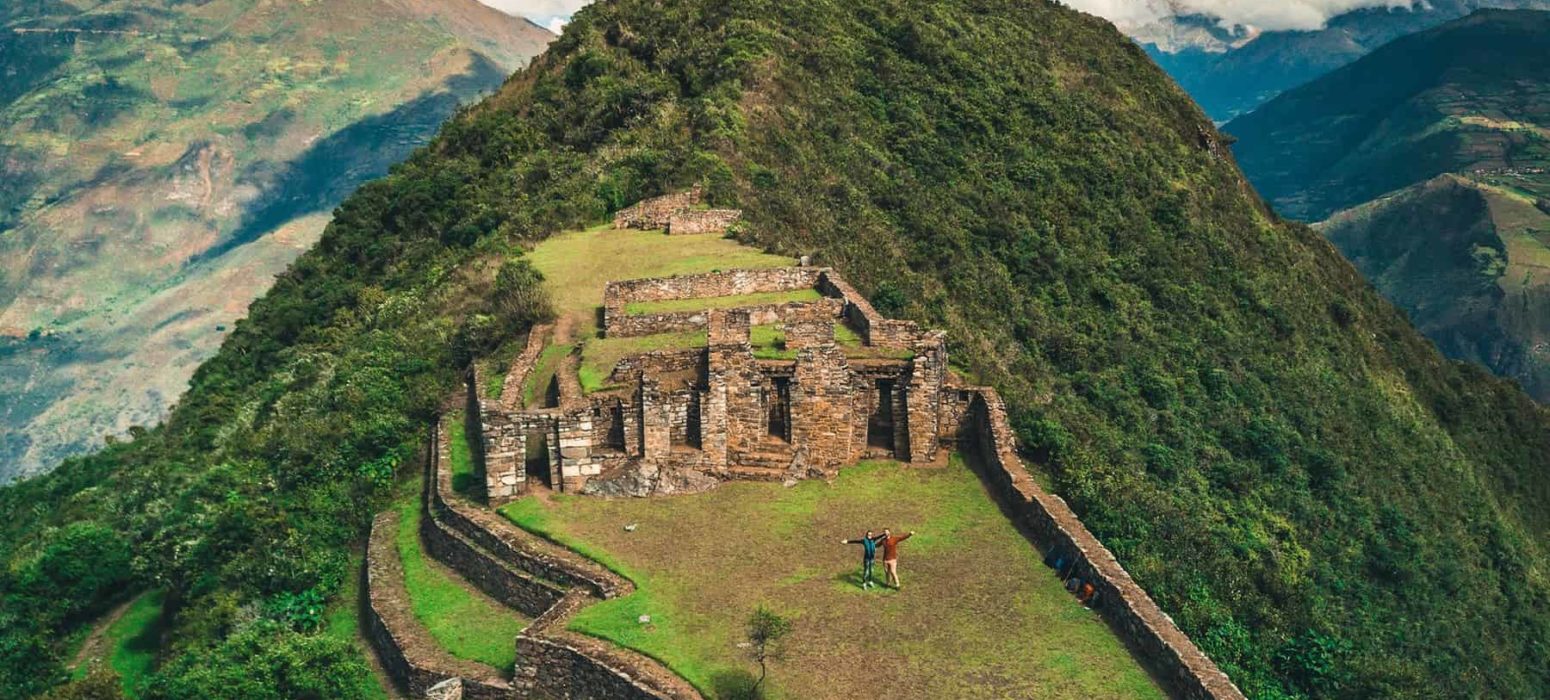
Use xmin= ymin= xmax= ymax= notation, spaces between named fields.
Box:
xmin=724 ymin=465 xmax=790 ymax=481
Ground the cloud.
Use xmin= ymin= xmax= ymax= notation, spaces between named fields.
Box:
xmin=1063 ymin=0 xmax=1422 ymax=33
xmin=476 ymin=0 xmax=593 ymax=31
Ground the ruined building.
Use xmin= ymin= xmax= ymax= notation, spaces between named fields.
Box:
xmin=471 ymin=266 xmax=968 ymax=498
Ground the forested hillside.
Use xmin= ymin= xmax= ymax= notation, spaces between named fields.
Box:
xmin=1227 ymin=10 xmax=1550 ymax=402
xmin=2 ymin=0 xmax=1548 ymax=698
xmin=0 ymin=0 xmax=551 ymax=481
xmin=1145 ymin=0 xmax=1550 ymax=121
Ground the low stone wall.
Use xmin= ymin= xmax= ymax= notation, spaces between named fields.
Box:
xmin=364 ymin=512 xmax=513 ymax=699
xmin=605 ymin=298 xmax=844 ymax=339
xmin=614 ymin=187 xmax=703 ymax=230
xmin=419 ymin=510 xmax=566 ymax=618
xmin=605 ymin=267 xmax=820 ymax=310
xmin=666 ymin=209 xmax=741 ymax=235
xmin=431 ymin=419 xmax=624 ymax=599
xmin=498 ymin=324 xmax=554 ymax=409
xmin=962 ymin=388 xmax=1245 ymax=700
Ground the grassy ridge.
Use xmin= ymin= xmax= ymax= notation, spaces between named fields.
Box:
xmin=501 ymin=460 xmax=1163 ymax=700
xmin=0 ymin=0 xmax=1547 ymax=698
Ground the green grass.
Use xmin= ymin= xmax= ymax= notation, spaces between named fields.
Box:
xmin=579 ymin=330 xmax=708 ymax=393
xmin=498 ymin=458 xmax=1161 ymax=700
xmin=528 ymin=225 xmax=794 ymax=339
xmin=99 ymin=591 xmax=166 ymax=698
xmin=447 ymin=412 xmax=482 ymax=499
xmin=749 ymin=322 xmax=912 ymax=360
xmin=625 ymin=288 xmax=823 ymax=315
xmin=522 ymin=342 xmax=574 ymax=408
xmin=393 ymin=496 xmax=528 ymax=671
xmin=322 ymin=556 xmax=392 ymax=700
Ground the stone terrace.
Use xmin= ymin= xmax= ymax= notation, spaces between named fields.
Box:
xmin=475 ymin=264 xmax=949 ymax=498
xmin=376 ymin=195 xmax=1246 ymax=700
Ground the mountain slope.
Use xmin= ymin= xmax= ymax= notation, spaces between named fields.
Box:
xmin=1320 ymin=175 xmax=1550 ymax=401
xmin=1226 ymin=10 xmax=1550 ymax=402
xmin=1145 ymin=0 xmax=1550 ymax=121
xmin=0 ymin=0 xmax=551 ymax=481
xmin=1 ymin=0 xmax=1548 ymax=698
xmin=1224 ymin=9 xmax=1550 ymax=222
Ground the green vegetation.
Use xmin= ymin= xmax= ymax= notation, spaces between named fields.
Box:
xmin=522 ymin=343 xmax=575 ymax=408
xmin=1228 ymin=9 xmax=1550 ymax=221
xmin=3 ymin=0 xmax=1549 ymax=698
xmin=0 ymin=0 xmax=552 ymax=481
xmin=447 ymin=412 xmax=483 ymax=498
xmin=90 ymin=592 xmax=165 ymax=698
xmin=579 ymin=331 xmax=708 ymax=393
xmin=394 ymin=496 xmax=528 ymax=671
xmin=1230 ymin=10 xmax=1550 ymax=404
xmin=528 ymin=225 xmax=792 ymax=338
xmin=320 ymin=559 xmax=392 ymax=700
xmin=624 ymin=288 xmax=822 ymax=315
xmin=500 ymin=460 xmax=1162 ymax=699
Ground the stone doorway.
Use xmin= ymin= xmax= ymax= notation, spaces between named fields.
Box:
xmin=524 ymin=429 xmax=551 ymax=488
xmin=867 ymin=378 xmax=896 ymax=452
xmin=767 ymin=377 xmax=792 ymax=443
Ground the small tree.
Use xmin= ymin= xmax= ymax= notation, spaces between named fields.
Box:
xmin=745 ymin=606 xmax=792 ymax=696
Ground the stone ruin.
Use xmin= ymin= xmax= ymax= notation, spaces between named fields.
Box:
xmin=473 ymin=266 xmax=953 ymax=498
xmin=611 ymin=186 xmax=742 ymax=236
xmin=439 ymin=195 xmax=1248 ymax=699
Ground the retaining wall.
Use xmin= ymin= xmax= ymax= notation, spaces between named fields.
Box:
xmin=605 ymin=297 xmax=844 ymax=339
xmin=613 ymin=187 xmax=703 ymax=230
xmin=605 ymin=267 xmax=820 ymax=309
xmin=431 ymin=418 xmax=624 ymax=599
xmin=364 ymin=512 xmax=514 ymax=700
xmin=963 ymin=388 xmax=1245 ymax=700
xmin=666 ymin=209 xmax=741 ymax=235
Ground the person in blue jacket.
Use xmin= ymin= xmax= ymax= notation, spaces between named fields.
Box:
xmin=840 ymin=530 xmax=887 ymax=589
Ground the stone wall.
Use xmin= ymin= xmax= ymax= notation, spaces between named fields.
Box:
xmin=666 ymin=209 xmax=741 ymax=236
xmin=499 ymin=324 xmax=554 ymax=408
xmin=604 ymin=298 xmax=843 ymax=339
xmin=431 ymin=421 xmax=623 ymax=598
xmin=961 ymin=388 xmax=1245 ymax=700
xmin=613 ymin=187 xmax=703 ymax=230
xmin=603 ymin=268 xmax=821 ymax=333
xmin=419 ymin=510 xmax=566 ymax=618
xmin=364 ymin=511 xmax=513 ymax=700
xmin=389 ymin=417 xmax=702 ymax=700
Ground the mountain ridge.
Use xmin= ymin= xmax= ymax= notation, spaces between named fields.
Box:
xmin=1145 ymin=0 xmax=1550 ymax=121
xmin=0 ymin=0 xmax=552 ymax=481
xmin=1 ymin=0 xmax=1547 ymax=698
xmin=1227 ymin=8 xmax=1550 ymax=403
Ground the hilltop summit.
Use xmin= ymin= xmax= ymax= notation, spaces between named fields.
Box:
xmin=1 ymin=1 xmax=1547 ymax=698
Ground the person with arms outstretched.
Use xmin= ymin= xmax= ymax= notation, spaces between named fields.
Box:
xmin=840 ymin=530 xmax=887 ymax=589
xmin=879 ymin=528 xmax=915 ymax=589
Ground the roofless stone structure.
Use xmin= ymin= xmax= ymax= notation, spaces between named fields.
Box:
xmin=473 ymin=265 xmax=952 ymax=498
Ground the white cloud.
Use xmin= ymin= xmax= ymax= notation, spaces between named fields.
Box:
xmin=476 ymin=0 xmax=593 ymax=32
xmin=1063 ymin=0 xmax=1422 ymax=33
xmin=478 ymin=1 xmax=1424 ymax=40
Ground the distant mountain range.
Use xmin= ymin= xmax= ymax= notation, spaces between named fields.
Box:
xmin=1226 ymin=9 xmax=1550 ymax=401
xmin=0 ymin=0 xmax=551 ymax=481
xmin=1141 ymin=0 xmax=1550 ymax=121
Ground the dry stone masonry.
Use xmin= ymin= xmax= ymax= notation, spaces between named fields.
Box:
xmin=610 ymin=187 xmax=741 ymax=235
xmin=476 ymin=265 xmax=951 ymax=497
xmin=362 ymin=416 xmax=700 ymax=700
xmin=371 ymin=192 xmax=1245 ymax=699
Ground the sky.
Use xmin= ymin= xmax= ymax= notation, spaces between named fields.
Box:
xmin=476 ymin=0 xmax=591 ymax=33
xmin=1061 ymin=0 xmax=1422 ymax=32
xmin=475 ymin=0 xmax=1422 ymax=36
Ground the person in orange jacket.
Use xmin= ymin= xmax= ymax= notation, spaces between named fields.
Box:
xmin=878 ymin=528 xmax=915 ymax=589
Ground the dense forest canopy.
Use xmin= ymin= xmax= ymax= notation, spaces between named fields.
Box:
xmin=2 ymin=1 xmax=1547 ymax=698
